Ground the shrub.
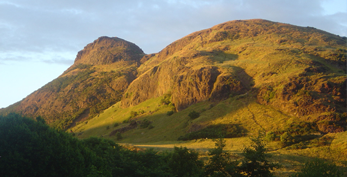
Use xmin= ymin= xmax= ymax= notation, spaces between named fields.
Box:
xmin=140 ymin=119 xmax=151 ymax=128
xmin=282 ymin=122 xmax=318 ymax=136
xmin=167 ymin=111 xmax=174 ymax=116
xmin=291 ymin=159 xmax=342 ymax=177
xmin=106 ymin=126 xmax=110 ymax=130
xmin=280 ymin=132 xmax=294 ymax=146
xmin=265 ymin=131 xmax=276 ymax=141
xmin=160 ymin=93 xmax=171 ymax=105
xmin=148 ymin=124 xmax=154 ymax=129
xmin=113 ymin=123 xmax=119 ymax=127
xmin=188 ymin=111 xmax=200 ymax=119
xmin=116 ymin=132 xmax=122 ymax=140
xmin=130 ymin=111 xmax=138 ymax=118
xmin=178 ymin=124 xmax=244 ymax=141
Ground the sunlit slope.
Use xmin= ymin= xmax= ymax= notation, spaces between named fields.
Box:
xmin=122 ymin=19 xmax=346 ymax=134
xmin=71 ymin=92 xmax=297 ymax=143
xmin=0 ymin=37 xmax=144 ymax=129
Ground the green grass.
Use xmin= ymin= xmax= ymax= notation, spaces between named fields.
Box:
xmin=72 ymin=91 xmax=300 ymax=143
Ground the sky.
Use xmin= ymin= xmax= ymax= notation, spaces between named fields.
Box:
xmin=0 ymin=0 xmax=346 ymax=108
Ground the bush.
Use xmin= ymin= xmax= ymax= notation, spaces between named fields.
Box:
xmin=280 ymin=132 xmax=294 ymax=146
xmin=148 ymin=124 xmax=154 ymax=129
xmin=116 ymin=132 xmax=122 ymax=140
xmin=292 ymin=159 xmax=342 ymax=177
xmin=188 ymin=111 xmax=200 ymax=119
xmin=130 ymin=111 xmax=138 ymax=118
xmin=178 ymin=124 xmax=244 ymax=141
xmin=113 ymin=123 xmax=119 ymax=127
xmin=160 ymin=93 xmax=171 ymax=105
xmin=140 ymin=119 xmax=151 ymax=128
xmin=167 ymin=111 xmax=175 ymax=116
xmin=265 ymin=131 xmax=276 ymax=141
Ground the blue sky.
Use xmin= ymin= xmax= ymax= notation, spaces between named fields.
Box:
xmin=0 ymin=0 xmax=346 ymax=108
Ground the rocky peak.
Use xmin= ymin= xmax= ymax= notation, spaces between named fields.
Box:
xmin=74 ymin=36 xmax=144 ymax=65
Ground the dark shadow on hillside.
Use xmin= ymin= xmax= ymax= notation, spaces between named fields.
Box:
xmin=199 ymin=49 xmax=238 ymax=63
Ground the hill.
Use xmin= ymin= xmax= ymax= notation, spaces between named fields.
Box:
xmin=1 ymin=19 xmax=346 ymax=139
xmin=121 ymin=19 xmax=346 ymax=133
xmin=1 ymin=36 xmax=144 ymax=129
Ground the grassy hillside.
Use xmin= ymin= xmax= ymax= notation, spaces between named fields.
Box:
xmin=1 ymin=19 xmax=346 ymax=176
xmin=71 ymin=92 xmax=347 ymax=176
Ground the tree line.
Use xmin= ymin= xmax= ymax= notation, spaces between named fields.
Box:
xmin=0 ymin=113 xmax=342 ymax=177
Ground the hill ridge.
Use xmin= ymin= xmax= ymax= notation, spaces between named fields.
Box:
xmin=0 ymin=19 xmax=346 ymax=134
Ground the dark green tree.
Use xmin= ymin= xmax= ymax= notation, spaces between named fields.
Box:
xmin=204 ymin=138 xmax=240 ymax=177
xmin=237 ymin=133 xmax=279 ymax=177
xmin=165 ymin=146 xmax=204 ymax=177
xmin=0 ymin=113 xmax=96 ymax=177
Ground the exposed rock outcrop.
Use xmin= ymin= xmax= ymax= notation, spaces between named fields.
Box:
xmin=74 ymin=36 xmax=144 ymax=65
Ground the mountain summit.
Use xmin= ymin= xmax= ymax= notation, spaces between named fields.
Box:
xmin=74 ymin=36 xmax=144 ymax=65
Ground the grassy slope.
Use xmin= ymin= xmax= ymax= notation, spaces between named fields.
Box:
xmin=71 ymin=94 xmax=347 ymax=176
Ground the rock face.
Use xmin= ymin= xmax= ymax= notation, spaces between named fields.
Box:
xmin=74 ymin=36 xmax=144 ymax=65
xmin=121 ymin=54 xmax=248 ymax=111
xmin=1 ymin=19 xmax=346 ymax=132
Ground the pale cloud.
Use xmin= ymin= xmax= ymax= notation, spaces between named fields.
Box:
xmin=0 ymin=0 xmax=346 ymax=63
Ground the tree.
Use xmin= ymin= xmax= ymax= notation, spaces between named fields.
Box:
xmin=237 ymin=133 xmax=279 ymax=177
xmin=204 ymin=138 xmax=240 ymax=177
xmin=0 ymin=113 xmax=96 ymax=177
xmin=165 ymin=146 xmax=204 ymax=177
